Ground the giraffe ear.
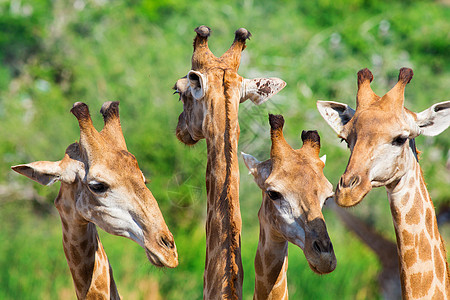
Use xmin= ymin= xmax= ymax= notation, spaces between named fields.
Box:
xmin=415 ymin=101 xmax=450 ymax=136
xmin=242 ymin=152 xmax=260 ymax=175
xmin=187 ymin=70 xmax=207 ymax=100
xmin=320 ymin=155 xmax=327 ymax=164
xmin=11 ymin=152 xmax=84 ymax=186
xmin=12 ymin=161 xmax=62 ymax=186
xmin=316 ymin=101 xmax=355 ymax=138
xmin=240 ymin=78 xmax=286 ymax=105
xmin=241 ymin=152 xmax=272 ymax=189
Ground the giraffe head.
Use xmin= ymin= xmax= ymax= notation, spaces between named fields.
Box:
xmin=12 ymin=102 xmax=178 ymax=268
xmin=174 ymin=25 xmax=286 ymax=144
xmin=242 ymin=114 xmax=336 ymax=274
xmin=317 ymin=68 xmax=450 ymax=207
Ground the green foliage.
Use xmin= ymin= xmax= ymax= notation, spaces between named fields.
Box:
xmin=0 ymin=202 xmax=69 ymax=300
xmin=0 ymin=0 xmax=449 ymax=299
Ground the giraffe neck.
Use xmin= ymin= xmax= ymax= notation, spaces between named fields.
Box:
xmin=387 ymin=156 xmax=449 ymax=299
xmin=203 ymin=84 xmax=243 ymax=299
xmin=332 ymin=203 xmax=398 ymax=270
xmin=253 ymin=216 xmax=288 ymax=300
xmin=55 ymin=183 xmax=120 ymax=300
xmin=331 ymin=203 xmax=401 ymax=299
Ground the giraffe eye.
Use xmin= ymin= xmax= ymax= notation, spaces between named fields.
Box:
xmin=392 ymin=135 xmax=408 ymax=146
xmin=267 ymin=190 xmax=282 ymax=201
xmin=88 ymin=181 xmax=109 ymax=194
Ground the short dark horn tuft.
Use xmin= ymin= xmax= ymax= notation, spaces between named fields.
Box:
xmin=398 ymin=67 xmax=413 ymax=84
xmin=100 ymin=101 xmax=120 ymax=122
xmin=234 ymin=28 xmax=252 ymax=41
xmin=194 ymin=25 xmax=211 ymax=38
xmin=269 ymin=114 xmax=285 ymax=131
xmin=71 ymin=102 xmax=90 ymax=120
xmin=301 ymin=130 xmax=321 ymax=148
xmin=357 ymin=68 xmax=373 ymax=85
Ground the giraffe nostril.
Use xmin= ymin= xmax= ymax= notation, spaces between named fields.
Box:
xmin=339 ymin=175 xmax=360 ymax=189
xmin=160 ymin=235 xmax=174 ymax=249
xmin=313 ymin=240 xmax=323 ymax=254
xmin=349 ymin=175 xmax=360 ymax=188
xmin=313 ymin=240 xmax=333 ymax=254
xmin=327 ymin=241 xmax=334 ymax=253
xmin=338 ymin=177 xmax=344 ymax=188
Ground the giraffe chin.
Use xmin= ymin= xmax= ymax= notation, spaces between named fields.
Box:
xmin=307 ymin=259 xmax=337 ymax=275
xmin=175 ymin=112 xmax=201 ymax=145
xmin=303 ymin=240 xmax=337 ymax=275
xmin=145 ymin=249 xmax=178 ymax=268
xmin=176 ymin=130 xmax=199 ymax=146
xmin=335 ymin=183 xmax=371 ymax=208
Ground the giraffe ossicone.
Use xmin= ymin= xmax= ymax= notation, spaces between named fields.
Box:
xmin=243 ymin=114 xmax=336 ymax=299
xmin=174 ymin=25 xmax=286 ymax=299
xmin=12 ymin=101 xmax=178 ymax=299
xmin=317 ymin=68 xmax=450 ymax=299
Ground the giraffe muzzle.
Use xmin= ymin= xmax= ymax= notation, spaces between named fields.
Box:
xmin=312 ymin=239 xmax=334 ymax=255
xmin=335 ymin=174 xmax=372 ymax=207
xmin=303 ymin=219 xmax=337 ymax=275
xmin=338 ymin=175 xmax=361 ymax=190
xmin=159 ymin=234 xmax=176 ymax=250
xmin=307 ymin=240 xmax=337 ymax=274
xmin=175 ymin=111 xmax=200 ymax=145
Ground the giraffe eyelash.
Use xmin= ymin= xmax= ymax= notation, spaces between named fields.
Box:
xmin=173 ymin=90 xmax=182 ymax=101
xmin=88 ymin=181 xmax=109 ymax=194
xmin=141 ymin=171 xmax=150 ymax=184
xmin=340 ymin=138 xmax=349 ymax=148
xmin=266 ymin=190 xmax=282 ymax=201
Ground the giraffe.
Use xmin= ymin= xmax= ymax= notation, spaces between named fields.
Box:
xmin=11 ymin=101 xmax=178 ymax=299
xmin=317 ymin=68 xmax=450 ymax=299
xmin=328 ymin=200 xmax=401 ymax=300
xmin=242 ymin=114 xmax=336 ymax=299
xmin=173 ymin=26 xmax=286 ymax=299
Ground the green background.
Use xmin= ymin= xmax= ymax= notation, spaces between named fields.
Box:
xmin=0 ymin=0 xmax=449 ymax=299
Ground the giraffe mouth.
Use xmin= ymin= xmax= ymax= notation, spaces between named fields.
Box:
xmin=335 ymin=182 xmax=371 ymax=207
xmin=176 ymin=130 xmax=199 ymax=145
xmin=307 ymin=260 xmax=336 ymax=275
xmin=145 ymin=249 xmax=165 ymax=268
xmin=175 ymin=112 xmax=200 ymax=145
xmin=308 ymin=262 xmax=322 ymax=274
xmin=145 ymin=248 xmax=178 ymax=268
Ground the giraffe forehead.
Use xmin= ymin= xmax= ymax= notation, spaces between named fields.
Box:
xmin=354 ymin=108 xmax=399 ymax=126
xmin=87 ymin=150 xmax=142 ymax=181
xmin=348 ymin=109 xmax=409 ymax=137
xmin=272 ymin=150 xmax=323 ymax=175
xmin=267 ymin=162 xmax=326 ymax=195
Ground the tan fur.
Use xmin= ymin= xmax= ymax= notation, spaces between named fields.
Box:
xmin=12 ymin=102 xmax=178 ymax=299
xmin=330 ymin=69 xmax=450 ymax=299
xmin=175 ymin=26 xmax=285 ymax=299
xmin=245 ymin=116 xmax=336 ymax=299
